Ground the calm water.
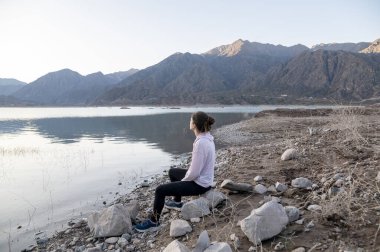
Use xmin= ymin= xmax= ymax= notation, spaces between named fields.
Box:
xmin=0 ymin=106 xmax=265 ymax=251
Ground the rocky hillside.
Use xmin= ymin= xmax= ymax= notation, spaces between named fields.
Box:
xmin=0 ymin=78 xmax=26 ymax=95
xmin=263 ymin=50 xmax=380 ymax=101
xmin=311 ymin=42 xmax=371 ymax=52
xmin=361 ymin=38 xmax=380 ymax=53
xmin=12 ymin=69 xmax=138 ymax=105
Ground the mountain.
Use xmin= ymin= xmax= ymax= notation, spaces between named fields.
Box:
xmin=311 ymin=42 xmax=371 ymax=52
xmin=106 ymin=69 xmax=139 ymax=83
xmin=12 ymin=69 xmax=134 ymax=105
xmin=95 ymin=40 xmax=310 ymax=105
xmin=361 ymin=39 xmax=380 ymax=53
xmin=263 ymin=50 xmax=380 ymax=101
xmin=0 ymin=95 xmax=36 ymax=106
xmin=0 ymin=78 xmax=26 ymax=95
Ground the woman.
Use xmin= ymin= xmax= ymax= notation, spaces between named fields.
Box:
xmin=135 ymin=111 xmax=216 ymax=232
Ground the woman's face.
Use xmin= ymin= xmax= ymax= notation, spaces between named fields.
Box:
xmin=189 ymin=117 xmax=196 ymax=131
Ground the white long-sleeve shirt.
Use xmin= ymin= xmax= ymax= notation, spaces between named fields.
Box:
xmin=181 ymin=132 xmax=216 ymax=188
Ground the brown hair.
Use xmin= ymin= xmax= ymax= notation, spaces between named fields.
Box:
xmin=191 ymin=111 xmax=215 ymax=132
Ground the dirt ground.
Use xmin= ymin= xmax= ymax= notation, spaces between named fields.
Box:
xmin=35 ymin=105 xmax=380 ymax=252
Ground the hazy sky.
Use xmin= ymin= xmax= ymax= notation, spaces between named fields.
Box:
xmin=0 ymin=0 xmax=379 ymax=83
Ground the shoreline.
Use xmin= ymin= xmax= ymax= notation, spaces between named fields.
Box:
xmin=24 ymin=105 xmax=380 ymax=252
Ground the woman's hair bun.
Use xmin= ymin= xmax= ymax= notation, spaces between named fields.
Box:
xmin=192 ymin=111 xmax=215 ymax=132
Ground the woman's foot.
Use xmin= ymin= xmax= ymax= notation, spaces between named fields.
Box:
xmin=135 ymin=219 xmax=160 ymax=232
xmin=164 ymin=199 xmax=183 ymax=211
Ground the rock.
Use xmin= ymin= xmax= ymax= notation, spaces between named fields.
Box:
xmin=275 ymin=182 xmax=288 ymax=192
xmin=248 ymin=246 xmax=256 ymax=251
xmin=328 ymin=186 xmax=344 ymax=197
xmin=87 ymin=204 xmax=132 ymax=238
xmin=84 ymin=248 xmax=102 ymax=252
xmin=220 ymin=179 xmax=253 ymax=192
xmin=125 ymin=200 xmax=139 ymax=221
xmin=291 ymin=177 xmax=312 ymax=189
xmin=204 ymin=242 xmax=233 ymax=252
xmin=202 ymin=189 xmax=227 ymax=208
xmin=170 ymin=219 xmax=192 ymax=237
xmin=240 ymin=201 xmax=288 ymax=245
xmin=307 ymin=204 xmax=322 ymax=211
xmin=121 ymin=233 xmax=131 ymax=241
xmin=254 ymin=176 xmax=263 ymax=182
xmin=117 ymin=237 xmax=128 ymax=248
xmin=190 ymin=217 xmax=201 ymax=223
xmin=285 ymin=206 xmax=300 ymax=222
xmin=376 ymin=171 xmax=380 ymax=182
xmin=181 ymin=197 xmax=210 ymax=220
xmin=105 ymin=237 xmax=119 ymax=244
xmin=334 ymin=179 xmax=344 ymax=187
xmin=333 ymin=173 xmax=344 ymax=180
xmin=306 ymin=221 xmax=315 ymax=228
xmin=254 ymin=184 xmax=267 ymax=194
xmin=291 ymin=248 xmax=306 ymax=252
xmin=193 ymin=230 xmax=210 ymax=252
xmin=141 ymin=180 xmax=149 ymax=187
xmin=295 ymin=218 xmax=304 ymax=225
xmin=162 ymin=240 xmax=190 ymax=252
xmin=281 ymin=148 xmax=297 ymax=161
xmin=274 ymin=242 xmax=285 ymax=250
xmin=267 ymin=185 xmax=277 ymax=193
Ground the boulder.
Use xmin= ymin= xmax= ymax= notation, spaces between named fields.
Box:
xmin=281 ymin=149 xmax=297 ymax=161
xmin=221 ymin=179 xmax=253 ymax=192
xmin=170 ymin=219 xmax=192 ymax=237
xmin=181 ymin=197 xmax=210 ymax=220
xmin=163 ymin=240 xmax=190 ymax=252
xmin=202 ymin=190 xmax=227 ymax=209
xmin=291 ymin=177 xmax=312 ymax=189
xmin=254 ymin=184 xmax=267 ymax=194
xmin=204 ymin=242 xmax=233 ymax=252
xmin=240 ymin=201 xmax=288 ymax=245
xmin=87 ymin=204 xmax=132 ymax=238
xmin=125 ymin=200 xmax=139 ymax=221
xmin=193 ymin=230 xmax=210 ymax=252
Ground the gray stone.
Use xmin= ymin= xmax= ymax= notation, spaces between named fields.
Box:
xmin=334 ymin=179 xmax=344 ymax=187
xmin=121 ymin=233 xmax=131 ymax=241
xmin=254 ymin=176 xmax=263 ymax=182
xmin=163 ymin=240 xmax=190 ymax=252
xmin=190 ymin=217 xmax=201 ymax=223
xmin=202 ymin=189 xmax=227 ymax=209
xmin=254 ymin=184 xmax=267 ymax=194
xmin=87 ymin=204 xmax=132 ymax=238
xmin=125 ymin=200 xmax=139 ymax=221
xmin=291 ymin=248 xmax=306 ymax=252
xmin=285 ymin=206 xmax=300 ymax=222
xmin=275 ymin=182 xmax=288 ymax=192
xmin=169 ymin=219 xmax=192 ymax=237
xmin=220 ymin=179 xmax=253 ymax=192
xmin=193 ymin=230 xmax=210 ymax=252
xmin=204 ymin=242 xmax=233 ymax=252
xmin=291 ymin=177 xmax=313 ymax=189
xmin=274 ymin=242 xmax=285 ymax=251
xmin=84 ymin=248 xmax=102 ymax=252
xmin=281 ymin=148 xmax=297 ymax=161
xmin=307 ymin=204 xmax=322 ymax=211
xmin=117 ymin=237 xmax=128 ymax=248
xmin=376 ymin=171 xmax=380 ymax=182
xmin=105 ymin=237 xmax=119 ymax=244
xmin=241 ymin=201 xmax=288 ymax=245
xmin=181 ymin=197 xmax=210 ymax=220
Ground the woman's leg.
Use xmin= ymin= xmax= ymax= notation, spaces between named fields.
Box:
xmin=151 ymin=181 xmax=210 ymax=222
xmin=168 ymin=168 xmax=187 ymax=182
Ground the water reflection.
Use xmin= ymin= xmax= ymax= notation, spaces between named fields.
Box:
xmin=3 ymin=113 xmax=252 ymax=154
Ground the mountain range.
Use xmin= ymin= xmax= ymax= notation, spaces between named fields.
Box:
xmin=2 ymin=39 xmax=380 ymax=106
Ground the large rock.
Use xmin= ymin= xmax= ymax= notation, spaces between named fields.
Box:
xmin=170 ymin=219 xmax=192 ymax=237
xmin=163 ymin=240 xmax=191 ymax=252
xmin=291 ymin=177 xmax=313 ymax=189
xmin=125 ymin=200 xmax=139 ymax=221
xmin=202 ymin=190 xmax=228 ymax=209
xmin=193 ymin=230 xmax=210 ymax=252
xmin=221 ymin=179 xmax=253 ymax=192
xmin=87 ymin=204 xmax=132 ymax=238
xmin=284 ymin=206 xmax=300 ymax=222
xmin=204 ymin=242 xmax=233 ymax=252
xmin=240 ymin=201 xmax=288 ymax=245
xmin=181 ymin=198 xmax=210 ymax=220
xmin=281 ymin=148 xmax=297 ymax=161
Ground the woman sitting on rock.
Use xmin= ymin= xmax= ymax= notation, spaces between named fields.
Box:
xmin=135 ymin=111 xmax=216 ymax=232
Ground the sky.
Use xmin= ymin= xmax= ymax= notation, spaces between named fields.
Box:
xmin=0 ymin=0 xmax=379 ymax=83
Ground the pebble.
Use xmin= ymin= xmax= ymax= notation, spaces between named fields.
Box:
xmin=190 ymin=217 xmax=201 ymax=223
xmin=274 ymin=242 xmax=285 ymax=250
xmin=254 ymin=175 xmax=263 ymax=182
xmin=105 ymin=237 xmax=119 ymax=244
xmin=291 ymin=248 xmax=305 ymax=252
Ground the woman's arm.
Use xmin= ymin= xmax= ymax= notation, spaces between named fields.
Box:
xmin=181 ymin=141 xmax=205 ymax=181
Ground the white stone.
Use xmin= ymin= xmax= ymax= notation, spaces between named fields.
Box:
xmin=190 ymin=217 xmax=201 ymax=223
xmin=163 ymin=240 xmax=191 ymax=252
xmin=376 ymin=171 xmax=380 ymax=182
xmin=254 ymin=176 xmax=263 ymax=182
xmin=193 ymin=230 xmax=210 ymax=252
xmin=291 ymin=177 xmax=313 ymax=189
xmin=334 ymin=179 xmax=344 ymax=187
xmin=202 ymin=189 xmax=227 ymax=209
xmin=105 ymin=237 xmax=119 ymax=244
xmin=181 ymin=198 xmax=210 ymax=220
xmin=204 ymin=242 xmax=233 ymax=252
xmin=275 ymin=182 xmax=288 ymax=192
xmin=285 ymin=206 xmax=300 ymax=222
xmin=307 ymin=204 xmax=322 ymax=211
xmin=170 ymin=219 xmax=192 ymax=237
xmin=87 ymin=204 xmax=132 ymax=238
xmin=295 ymin=218 xmax=304 ymax=225
xmin=281 ymin=148 xmax=297 ymax=161
xmin=240 ymin=201 xmax=288 ymax=245
xmin=254 ymin=184 xmax=268 ymax=194
xmin=291 ymin=248 xmax=306 ymax=252
xmin=117 ymin=237 xmax=128 ymax=248
xmin=274 ymin=242 xmax=285 ymax=250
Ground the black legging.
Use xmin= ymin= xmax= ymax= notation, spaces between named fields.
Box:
xmin=150 ymin=168 xmax=211 ymax=222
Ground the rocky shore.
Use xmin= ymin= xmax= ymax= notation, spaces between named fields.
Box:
xmin=26 ymin=105 xmax=380 ymax=252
